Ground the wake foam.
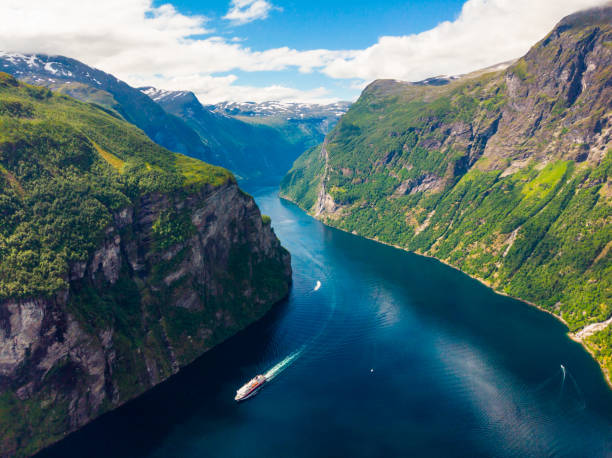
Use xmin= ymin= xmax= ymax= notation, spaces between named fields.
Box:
xmin=533 ymin=364 xmax=586 ymax=412
xmin=264 ymin=347 xmax=305 ymax=381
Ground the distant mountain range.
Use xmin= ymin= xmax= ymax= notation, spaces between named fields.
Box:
xmin=0 ymin=52 xmax=350 ymax=183
xmin=212 ymin=100 xmax=351 ymax=121
xmin=139 ymin=87 xmax=350 ymax=183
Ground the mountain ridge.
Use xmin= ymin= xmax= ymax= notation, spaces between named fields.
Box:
xmin=0 ymin=52 xmax=348 ymax=184
xmin=0 ymin=52 xmax=212 ymax=161
xmin=280 ymin=5 xmax=612 ymax=383
xmin=139 ymin=86 xmax=349 ymax=184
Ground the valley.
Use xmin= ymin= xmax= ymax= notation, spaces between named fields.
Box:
xmin=0 ymin=2 xmax=610 ymax=457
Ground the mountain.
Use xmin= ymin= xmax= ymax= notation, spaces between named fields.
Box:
xmin=0 ymin=73 xmax=291 ymax=457
xmin=213 ymin=100 xmax=351 ymax=150
xmin=140 ymin=88 xmax=350 ymax=183
xmin=0 ymin=52 xmax=349 ymax=184
xmin=212 ymin=100 xmax=350 ymax=123
xmin=140 ymin=88 xmax=343 ymax=184
xmin=0 ymin=52 xmax=212 ymax=161
xmin=281 ymin=6 xmax=612 ymax=381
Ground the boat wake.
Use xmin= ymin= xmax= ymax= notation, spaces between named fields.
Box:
xmin=244 ymin=272 xmax=331 ymax=394
xmin=533 ymin=364 xmax=586 ymax=412
xmin=560 ymin=364 xmax=566 ymax=393
xmin=264 ymin=347 xmax=305 ymax=381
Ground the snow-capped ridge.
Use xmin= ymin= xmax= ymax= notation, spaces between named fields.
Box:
xmin=213 ymin=100 xmax=351 ymax=121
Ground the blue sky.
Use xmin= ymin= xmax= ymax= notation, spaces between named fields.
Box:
xmin=1 ymin=0 xmax=605 ymax=103
xmin=160 ymin=0 xmax=466 ymax=50
xmin=154 ymin=0 xmax=465 ymax=101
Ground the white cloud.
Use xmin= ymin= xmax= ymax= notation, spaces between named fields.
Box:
xmin=129 ymin=73 xmax=338 ymax=104
xmin=224 ymin=0 xmax=277 ymax=25
xmin=0 ymin=0 xmax=607 ymax=103
xmin=0 ymin=0 xmax=345 ymax=102
xmin=322 ymin=0 xmax=607 ymax=81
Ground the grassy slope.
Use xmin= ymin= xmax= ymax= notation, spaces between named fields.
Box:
xmin=281 ymin=18 xmax=612 ymax=381
xmin=0 ymin=71 xmax=233 ymax=301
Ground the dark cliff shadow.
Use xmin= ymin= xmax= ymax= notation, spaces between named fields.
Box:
xmin=35 ymin=294 xmax=292 ymax=458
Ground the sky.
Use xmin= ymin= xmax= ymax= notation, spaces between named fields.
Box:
xmin=0 ymin=0 xmax=607 ymax=104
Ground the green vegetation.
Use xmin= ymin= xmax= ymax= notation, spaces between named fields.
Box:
xmin=280 ymin=145 xmax=325 ymax=210
xmin=92 ymin=141 xmax=125 ymax=172
xmin=587 ymin=327 xmax=612 ymax=383
xmin=174 ymin=153 xmax=234 ymax=189
xmin=281 ymin=16 xmax=612 ymax=382
xmin=152 ymin=209 xmax=196 ymax=251
xmin=0 ymin=73 xmax=290 ymax=457
xmin=0 ymin=388 xmax=70 ymax=456
xmin=0 ymin=72 xmax=233 ymax=301
xmin=511 ymin=58 xmax=532 ymax=81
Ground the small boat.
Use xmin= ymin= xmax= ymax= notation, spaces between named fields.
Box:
xmin=235 ymin=374 xmax=267 ymax=401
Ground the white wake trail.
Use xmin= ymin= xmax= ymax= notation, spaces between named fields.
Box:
xmin=560 ymin=364 xmax=566 ymax=395
xmin=264 ymin=347 xmax=305 ymax=381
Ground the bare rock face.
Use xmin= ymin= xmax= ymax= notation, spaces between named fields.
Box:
xmin=0 ymin=181 xmax=291 ymax=456
xmin=0 ymin=299 xmax=45 ymax=376
xmin=89 ymin=235 xmax=122 ymax=284
xmin=483 ymin=7 xmax=612 ymax=170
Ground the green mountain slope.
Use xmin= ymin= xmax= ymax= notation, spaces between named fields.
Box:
xmin=281 ymin=6 xmax=612 ymax=381
xmin=0 ymin=53 xmax=348 ymax=184
xmin=0 ymin=53 xmax=213 ymax=161
xmin=0 ymin=73 xmax=291 ymax=456
xmin=0 ymin=73 xmax=230 ymax=300
xmin=140 ymin=88 xmax=315 ymax=184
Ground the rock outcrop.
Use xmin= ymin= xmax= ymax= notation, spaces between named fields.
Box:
xmin=0 ymin=181 xmax=291 ymax=457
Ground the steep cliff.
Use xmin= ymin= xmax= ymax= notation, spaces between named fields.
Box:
xmin=0 ymin=74 xmax=291 ymax=456
xmin=281 ymin=6 xmax=611 ymax=380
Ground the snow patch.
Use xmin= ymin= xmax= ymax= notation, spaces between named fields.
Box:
xmin=44 ymin=62 xmax=58 ymax=74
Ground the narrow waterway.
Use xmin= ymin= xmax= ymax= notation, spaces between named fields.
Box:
xmin=39 ymin=187 xmax=612 ymax=457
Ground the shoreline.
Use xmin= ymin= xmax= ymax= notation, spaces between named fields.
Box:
xmin=35 ymin=286 xmax=292 ymax=457
xmin=278 ymin=193 xmax=612 ymax=389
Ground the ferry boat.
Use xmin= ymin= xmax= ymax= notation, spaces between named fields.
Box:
xmin=235 ymin=374 xmax=267 ymax=401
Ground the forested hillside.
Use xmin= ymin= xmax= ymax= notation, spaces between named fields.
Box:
xmin=0 ymin=73 xmax=291 ymax=456
xmin=141 ymin=88 xmax=344 ymax=184
xmin=281 ymin=6 xmax=612 ymax=380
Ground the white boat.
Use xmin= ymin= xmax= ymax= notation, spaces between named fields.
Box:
xmin=235 ymin=374 xmax=267 ymax=401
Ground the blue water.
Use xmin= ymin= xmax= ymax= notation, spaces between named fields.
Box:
xmin=39 ymin=187 xmax=612 ymax=457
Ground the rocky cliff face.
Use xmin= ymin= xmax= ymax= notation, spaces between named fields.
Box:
xmin=281 ymin=6 xmax=611 ymax=382
xmin=0 ymin=182 xmax=291 ymax=456
xmin=482 ymin=6 xmax=611 ymax=169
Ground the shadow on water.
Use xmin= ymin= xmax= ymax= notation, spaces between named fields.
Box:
xmin=37 ymin=296 xmax=294 ymax=458
xmin=37 ymin=188 xmax=612 ymax=458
